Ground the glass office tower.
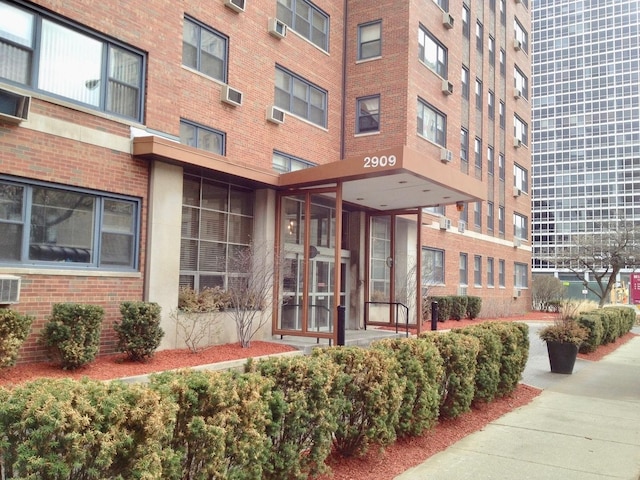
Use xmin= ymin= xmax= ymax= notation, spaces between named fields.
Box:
xmin=531 ymin=0 xmax=640 ymax=293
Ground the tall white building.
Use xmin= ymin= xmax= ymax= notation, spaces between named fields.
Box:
xmin=531 ymin=0 xmax=640 ymax=294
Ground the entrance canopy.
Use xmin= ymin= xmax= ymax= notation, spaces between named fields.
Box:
xmin=279 ymin=146 xmax=485 ymax=211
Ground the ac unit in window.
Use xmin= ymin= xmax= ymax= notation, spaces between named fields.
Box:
xmin=0 ymin=275 xmax=21 ymax=305
xmin=442 ymin=12 xmax=455 ymax=29
xmin=513 ymin=39 xmax=522 ymax=51
xmin=0 ymin=88 xmax=31 ymax=124
xmin=513 ymin=187 xmax=522 ymax=197
xmin=441 ymin=79 xmax=454 ymax=95
xmin=514 ymin=237 xmax=522 ymax=248
xmin=458 ymin=221 xmax=466 ymax=233
xmin=458 ymin=286 xmax=468 ymax=296
xmin=440 ymin=148 xmax=453 ymax=163
xmin=224 ymin=0 xmax=245 ymax=13
xmin=266 ymin=105 xmax=286 ymax=124
xmin=513 ymin=288 xmax=521 ymax=299
xmin=439 ymin=217 xmax=451 ymax=230
xmin=514 ymin=88 xmax=522 ymax=99
xmin=221 ymin=84 xmax=243 ymax=107
xmin=268 ymin=18 xmax=287 ymax=39
xmin=514 ymin=137 xmax=523 ymax=148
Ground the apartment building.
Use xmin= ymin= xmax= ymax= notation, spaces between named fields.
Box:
xmin=531 ymin=0 xmax=640 ymax=297
xmin=0 ymin=0 xmax=531 ymax=363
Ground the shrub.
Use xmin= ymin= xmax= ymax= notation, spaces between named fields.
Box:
xmin=149 ymin=369 xmax=272 ymax=480
xmin=449 ymin=296 xmax=468 ymax=321
xmin=373 ymin=337 xmax=443 ymax=437
xmin=247 ymin=355 xmax=339 ymax=479
xmin=114 ymin=301 xmax=164 ymax=361
xmin=0 ymin=378 xmax=172 ymax=479
xmin=427 ymin=296 xmax=452 ymax=322
xmin=313 ymin=347 xmax=403 ymax=457
xmin=576 ymin=314 xmax=604 ymax=353
xmin=454 ymin=325 xmax=503 ymax=404
xmin=39 ymin=303 xmax=104 ymax=369
xmin=420 ymin=332 xmax=479 ymax=419
xmin=480 ymin=322 xmax=529 ymax=396
xmin=178 ymin=286 xmax=231 ymax=313
xmin=604 ymin=306 xmax=636 ymax=336
xmin=0 ymin=308 xmax=33 ymax=368
xmin=466 ymin=296 xmax=482 ymax=319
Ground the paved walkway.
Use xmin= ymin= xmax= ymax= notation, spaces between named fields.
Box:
xmin=395 ymin=323 xmax=640 ymax=479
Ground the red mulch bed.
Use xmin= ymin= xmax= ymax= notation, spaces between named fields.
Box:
xmin=0 ymin=312 xmax=636 ymax=480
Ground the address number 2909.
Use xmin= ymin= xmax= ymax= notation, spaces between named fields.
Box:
xmin=363 ymin=155 xmax=397 ymax=168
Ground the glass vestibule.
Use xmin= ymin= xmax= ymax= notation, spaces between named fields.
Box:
xmin=276 ymin=190 xmax=348 ymax=341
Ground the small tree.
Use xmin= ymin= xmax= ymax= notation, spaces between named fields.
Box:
xmin=226 ymin=242 xmax=277 ymax=348
xmin=531 ymin=274 xmax=565 ymax=311
xmin=114 ymin=301 xmax=164 ymax=361
xmin=550 ymin=220 xmax=640 ymax=308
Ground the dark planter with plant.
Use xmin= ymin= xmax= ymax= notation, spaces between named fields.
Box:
xmin=539 ymin=318 xmax=589 ymax=374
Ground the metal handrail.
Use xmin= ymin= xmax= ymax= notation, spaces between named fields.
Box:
xmin=364 ymin=301 xmax=410 ymax=338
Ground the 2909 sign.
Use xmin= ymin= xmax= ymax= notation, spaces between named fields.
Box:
xmin=363 ymin=155 xmax=397 ymax=168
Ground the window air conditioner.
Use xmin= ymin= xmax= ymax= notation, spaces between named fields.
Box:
xmin=441 ymin=79 xmax=454 ymax=95
xmin=224 ymin=0 xmax=246 ymax=13
xmin=442 ymin=12 xmax=455 ymax=29
xmin=513 ymin=187 xmax=522 ymax=197
xmin=458 ymin=221 xmax=466 ymax=233
xmin=268 ymin=18 xmax=287 ymax=39
xmin=514 ymin=88 xmax=522 ymax=99
xmin=266 ymin=105 xmax=286 ymax=124
xmin=0 ymin=275 xmax=21 ymax=305
xmin=439 ymin=217 xmax=451 ymax=230
xmin=221 ymin=84 xmax=243 ymax=107
xmin=458 ymin=286 xmax=468 ymax=296
xmin=0 ymin=88 xmax=31 ymax=124
xmin=513 ymin=288 xmax=521 ymax=298
xmin=513 ymin=39 xmax=522 ymax=51
xmin=514 ymin=137 xmax=523 ymax=148
xmin=514 ymin=237 xmax=522 ymax=248
xmin=440 ymin=148 xmax=453 ymax=163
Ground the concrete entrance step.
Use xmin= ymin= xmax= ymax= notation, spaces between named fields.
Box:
xmin=272 ymin=328 xmax=410 ymax=354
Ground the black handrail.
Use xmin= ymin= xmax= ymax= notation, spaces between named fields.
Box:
xmin=364 ymin=301 xmax=410 ymax=338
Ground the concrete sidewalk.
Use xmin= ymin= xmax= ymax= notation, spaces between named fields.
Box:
xmin=395 ymin=323 xmax=640 ymax=480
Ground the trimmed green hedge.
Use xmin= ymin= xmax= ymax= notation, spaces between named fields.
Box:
xmin=478 ymin=322 xmax=529 ymax=396
xmin=577 ymin=307 xmax=636 ymax=353
xmin=0 ymin=309 xmax=33 ymax=369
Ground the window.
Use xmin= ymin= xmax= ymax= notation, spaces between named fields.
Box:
xmin=460 ymin=128 xmax=469 ymax=169
xmin=370 ymin=216 xmax=391 ymax=299
xmin=273 ymin=151 xmax=315 ymax=172
xmin=514 ymin=19 xmax=528 ymax=54
xmin=275 ymin=66 xmax=327 ymax=127
xmin=514 ymin=164 xmax=529 ymax=192
xmin=432 ymin=0 xmax=449 ymax=10
xmin=499 ymin=259 xmax=505 ymax=287
xmin=417 ymin=99 xmax=446 ymax=146
xmin=276 ymin=0 xmax=329 ymax=51
xmin=180 ymin=175 xmax=254 ymax=291
xmin=474 ymin=137 xmax=482 ymax=178
xmin=475 ymin=79 xmax=482 ymax=110
xmin=514 ymin=262 xmax=528 ymax=288
xmin=180 ymin=120 xmax=225 ymax=155
xmin=500 ymin=0 xmax=506 ymax=26
xmin=462 ymin=5 xmax=470 ymax=38
xmin=474 ymin=255 xmax=482 ymax=286
xmin=514 ymin=115 xmax=528 ymax=145
xmin=488 ymin=90 xmax=495 ymax=120
xmin=358 ymin=21 xmax=381 ymax=60
xmin=459 ymin=253 xmax=468 ymax=286
xmin=487 ymin=257 xmax=494 ymax=287
xmin=461 ymin=66 xmax=470 ymax=99
xmin=513 ymin=213 xmax=528 ymax=239
xmin=487 ymin=202 xmax=494 ymax=232
xmin=418 ymin=26 xmax=447 ymax=78
xmin=499 ymin=49 xmax=506 ymax=76
xmin=498 ymin=205 xmax=505 ymax=235
xmin=488 ymin=36 xmax=495 ymax=65
xmin=459 ymin=203 xmax=468 ymax=224
xmin=422 ymin=247 xmax=444 ymax=285
xmin=0 ymin=1 xmax=144 ymax=121
xmin=0 ymin=178 xmax=139 ymax=269
xmin=475 ymin=21 xmax=483 ymax=52
xmin=487 ymin=145 xmax=495 ymax=175
xmin=183 ymin=17 xmax=227 ymax=82
xmin=498 ymin=153 xmax=505 ymax=181
xmin=473 ymin=201 xmax=482 ymax=228
xmin=424 ymin=206 xmax=445 ymax=215
xmin=499 ymin=101 xmax=505 ymax=129
xmin=514 ymin=65 xmax=529 ymax=99
xmin=356 ymin=95 xmax=380 ymax=133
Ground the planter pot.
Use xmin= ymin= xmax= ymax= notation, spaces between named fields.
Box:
xmin=546 ymin=341 xmax=579 ymax=374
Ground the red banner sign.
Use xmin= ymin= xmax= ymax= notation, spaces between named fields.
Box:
xmin=630 ymin=273 xmax=640 ymax=305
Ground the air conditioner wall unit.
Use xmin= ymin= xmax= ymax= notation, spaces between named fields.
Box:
xmin=440 ymin=148 xmax=453 ymax=163
xmin=458 ymin=221 xmax=466 ymax=233
xmin=513 ymin=39 xmax=522 ymax=51
xmin=513 ymin=288 xmax=521 ymax=299
xmin=514 ymin=237 xmax=522 ymax=248
xmin=266 ymin=105 xmax=285 ymax=124
xmin=0 ymin=275 xmax=21 ymax=304
xmin=441 ymin=79 xmax=454 ymax=95
xmin=513 ymin=187 xmax=522 ymax=197
xmin=0 ymin=88 xmax=31 ymax=124
xmin=442 ymin=12 xmax=454 ymax=29
xmin=458 ymin=286 xmax=468 ymax=296
xmin=514 ymin=137 xmax=523 ymax=148
xmin=514 ymin=88 xmax=522 ymax=99
xmin=439 ymin=217 xmax=451 ymax=230
xmin=268 ymin=17 xmax=287 ymax=39
xmin=221 ymin=84 xmax=243 ymax=107
xmin=224 ymin=0 xmax=245 ymax=13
